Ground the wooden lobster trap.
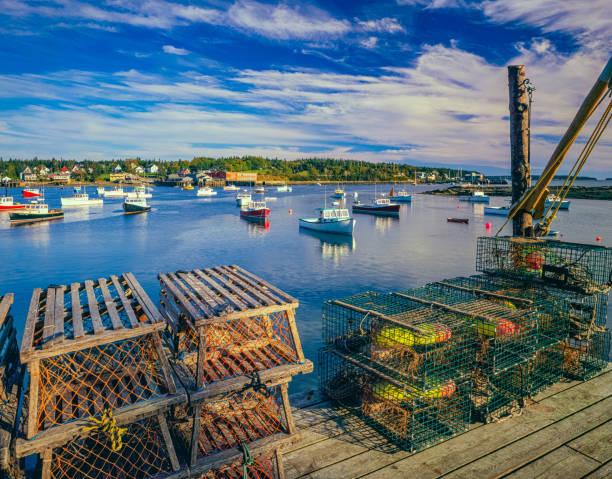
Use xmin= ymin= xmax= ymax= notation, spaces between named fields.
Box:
xmin=18 ymin=273 xmax=187 ymax=447
xmin=197 ymin=450 xmax=284 ymax=479
xmin=158 ymin=265 xmax=308 ymax=391
xmin=170 ymin=380 xmax=298 ymax=474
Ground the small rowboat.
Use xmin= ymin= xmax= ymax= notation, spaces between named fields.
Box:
xmin=447 ymin=217 xmax=469 ymax=224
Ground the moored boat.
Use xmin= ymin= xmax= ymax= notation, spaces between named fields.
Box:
xmin=0 ymin=196 xmax=25 ymax=211
xmin=277 ymin=184 xmax=292 ymax=192
xmin=61 ymin=188 xmax=103 ymax=206
xmin=389 ymin=187 xmax=412 ymax=202
xmin=96 ymin=187 xmax=105 ymax=196
xmin=459 ymin=190 xmax=490 ymax=203
xmin=127 ymin=185 xmax=152 ymax=199
xmin=9 ymin=200 xmax=63 ymax=224
xmin=544 ymin=194 xmax=570 ymax=210
xmin=484 ymin=206 xmax=509 ymax=216
xmin=123 ymin=195 xmax=151 ymax=214
xmin=352 ymin=197 xmax=400 ymax=216
xmin=447 ymin=217 xmax=469 ymax=224
xmin=22 ymin=188 xmax=42 ymax=198
xmin=236 ymin=192 xmax=251 ymax=206
xmin=224 ymin=184 xmax=240 ymax=191
xmin=332 ymin=188 xmax=345 ymax=199
xmin=240 ymin=200 xmax=269 ymax=220
xmin=299 ymin=207 xmax=355 ymax=235
xmin=103 ymin=187 xmax=128 ymax=198
xmin=254 ymin=186 xmax=265 ymax=194
xmin=197 ymin=187 xmax=217 ymax=197
xmin=182 ymin=184 xmax=194 ymax=190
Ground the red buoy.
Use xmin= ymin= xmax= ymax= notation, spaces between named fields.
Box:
xmin=289 ymin=209 xmax=292 ymax=214
xmin=485 ymin=222 xmax=491 ymax=229
xmin=596 ymin=236 xmax=601 ymax=241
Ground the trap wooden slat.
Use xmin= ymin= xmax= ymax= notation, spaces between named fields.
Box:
xmin=110 ymin=275 xmax=139 ymax=328
xmin=124 ymin=272 xmax=163 ymax=323
xmin=20 ymin=289 xmax=41 ymax=357
xmin=84 ymin=280 xmax=104 ymax=335
xmin=0 ymin=294 xmax=13 ymax=329
xmin=42 ymin=288 xmax=56 ymax=348
xmin=98 ymin=278 xmax=123 ymax=330
xmin=197 ymin=268 xmax=251 ymax=310
xmin=173 ymin=273 xmax=215 ymax=316
xmin=53 ymin=287 xmax=65 ymax=346
xmin=70 ymin=283 xmax=85 ymax=339
xmin=208 ymin=267 xmax=261 ymax=309
xmin=220 ymin=266 xmax=281 ymax=306
xmin=159 ymin=273 xmax=203 ymax=320
xmin=181 ymin=271 xmax=226 ymax=310
xmin=230 ymin=264 xmax=297 ymax=304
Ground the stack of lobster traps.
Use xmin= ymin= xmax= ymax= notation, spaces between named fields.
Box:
xmin=320 ymin=236 xmax=611 ymax=450
xmin=158 ymin=265 xmax=312 ymax=478
xmin=15 ymin=273 xmax=188 ymax=479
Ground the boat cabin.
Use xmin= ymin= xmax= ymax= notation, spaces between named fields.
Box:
xmin=0 ymin=197 xmax=14 ymax=205
xmin=318 ymin=208 xmax=350 ymax=221
xmin=374 ymin=198 xmax=391 ymax=205
xmin=25 ymin=202 xmax=49 ymax=213
xmin=472 ymin=190 xmax=486 ymax=197
xmin=248 ymin=201 xmax=266 ymax=210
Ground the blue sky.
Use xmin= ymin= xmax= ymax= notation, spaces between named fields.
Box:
xmin=0 ymin=0 xmax=610 ymax=175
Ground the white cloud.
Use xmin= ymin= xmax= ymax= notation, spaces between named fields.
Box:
xmin=227 ymin=0 xmax=350 ymax=40
xmin=360 ymin=37 xmax=378 ymax=49
xmin=358 ymin=17 xmax=405 ymax=34
xmin=163 ymin=45 xmax=189 ymax=55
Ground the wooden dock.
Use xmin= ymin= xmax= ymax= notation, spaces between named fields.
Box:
xmin=285 ymin=366 xmax=612 ymax=478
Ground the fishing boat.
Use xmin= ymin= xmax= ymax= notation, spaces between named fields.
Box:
xmin=544 ymin=194 xmax=570 ymax=210
xmin=254 ymin=186 xmax=265 ymax=194
xmin=459 ymin=190 xmax=490 ymax=203
xmin=123 ymin=195 xmax=151 ymax=214
xmin=182 ymin=184 xmax=194 ymax=190
xmin=22 ymin=188 xmax=42 ymax=198
xmin=332 ymin=188 xmax=345 ymax=199
xmin=224 ymin=184 xmax=240 ymax=191
xmin=277 ymin=184 xmax=292 ymax=192
xmin=9 ymin=200 xmax=63 ymax=224
xmin=61 ymin=187 xmax=103 ymax=206
xmin=97 ymin=187 xmax=105 ymax=196
xmin=197 ymin=187 xmax=217 ymax=197
xmin=128 ymin=185 xmax=152 ymax=199
xmin=240 ymin=200 xmax=269 ymax=220
xmin=103 ymin=186 xmax=128 ymax=198
xmin=447 ymin=217 xmax=469 ymax=224
xmin=484 ymin=206 xmax=510 ymax=216
xmin=236 ymin=192 xmax=251 ymax=206
xmin=299 ymin=207 xmax=355 ymax=235
xmin=353 ymin=198 xmax=400 ymax=216
xmin=389 ymin=187 xmax=412 ymax=202
xmin=0 ymin=196 xmax=25 ymax=211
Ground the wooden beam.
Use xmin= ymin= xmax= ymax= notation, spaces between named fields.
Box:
xmin=84 ymin=280 xmax=104 ymax=334
xmin=42 ymin=287 xmax=56 ymax=348
xmin=152 ymin=332 xmax=177 ymax=394
xmin=222 ymin=267 xmax=283 ymax=305
xmin=70 ymin=283 xmax=85 ymax=339
xmin=157 ymin=412 xmax=181 ymax=471
xmin=286 ymin=309 xmax=305 ymax=362
xmin=0 ymin=293 xmax=13 ymax=329
xmin=21 ymin=288 xmax=42 ymax=357
xmin=110 ymin=275 xmax=139 ymax=328
xmin=195 ymin=302 xmax=299 ymax=328
xmin=159 ymin=273 xmax=203 ymax=320
xmin=211 ymin=267 xmax=269 ymax=308
xmin=98 ymin=278 xmax=123 ymax=330
xmin=27 ymin=360 xmax=40 ymax=439
xmin=53 ymin=287 xmax=65 ymax=345
xmin=124 ymin=272 xmax=163 ymax=323
xmin=280 ymin=383 xmax=296 ymax=435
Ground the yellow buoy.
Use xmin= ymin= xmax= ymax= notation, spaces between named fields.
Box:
xmin=374 ymin=322 xmax=451 ymax=348
xmin=372 ymin=379 xmax=456 ymax=402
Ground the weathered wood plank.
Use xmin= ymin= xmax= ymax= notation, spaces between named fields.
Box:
xmin=27 ymin=360 xmax=40 ymax=439
xmin=42 ymin=288 xmax=57 ymax=348
xmin=110 ymin=275 xmax=139 ymax=328
xmin=0 ymin=293 xmax=13 ymax=329
xmin=124 ymin=272 xmax=163 ymax=323
xmin=70 ymin=283 xmax=85 ymax=339
xmin=508 ymin=445 xmax=600 ymax=479
xmin=176 ymin=271 xmax=221 ymax=313
xmin=158 ymin=413 xmax=181 ymax=471
xmin=230 ymin=265 xmax=297 ymax=303
xmin=99 ymin=278 xmax=123 ymax=330
xmin=20 ymin=289 xmax=42 ymax=357
xmin=53 ymin=287 xmax=65 ymax=345
xmin=220 ymin=267 xmax=280 ymax=306
xmin=152 ymin=332 xmax=177 ymax=394
xmin=583 ymin=460 xmax=612 ymax=479
xmin=173 ymin=272 xmax=214 ymax=316
xmin=207 ymin=267 xmax=259 ymax=309
xmin=286 ymin=309 xmax=305 ymax=362
xmin=85 ymin=280 xmax=104 ymax=335
xmin=159 ymin=273 xmax=203 ymax=320
xmin=202 ymin=267 xmax=252 ymax=310
xmin=566 ymin=421 xmax=612 ymax=464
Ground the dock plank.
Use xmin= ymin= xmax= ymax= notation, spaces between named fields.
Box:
xmin=566 ymin=421 xmax=612 ymax=464
xmin=583 ymin=460 xmax=612 ymax=479
xmin=507 ymin=446 xmax=600 ymax=479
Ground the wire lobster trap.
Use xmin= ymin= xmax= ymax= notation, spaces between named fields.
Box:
xmin=19 ymin=273 xmax=182 ymax=441
xmin=172 ymin=382 xmax=298 ymax=474
xmin=563 ymin=328 xmax=611 ymax=380
xmin=319 ymin=348 xmax=471 ymax=452
xmin=198 ymin=451 xmax=283 ymax=479
xmin=158 ymin=266 xmax=307 ymax=390
xmin=322 ymin=292 xmax=474 ymax=390
xmin=433 ymin=275 xmax=571 ymax=348
xmin=43 ymin=414 xmax=184 ymax=479
xmin=476 ymin=236 xmax=612 ymax=294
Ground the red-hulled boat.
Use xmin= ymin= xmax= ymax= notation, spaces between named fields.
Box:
xmin=0 ymin=196 xmax=26 ymax=210
xmin=240 ymin=200 xmax=270 ymax=220
xmin=22 ymin=188 xmax=42 ymax=198
xmin=352 ymin=198 xmax=400 ymax=216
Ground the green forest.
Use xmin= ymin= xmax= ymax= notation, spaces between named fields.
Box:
xmin=0 ymin=156 xmax=467 ymax=182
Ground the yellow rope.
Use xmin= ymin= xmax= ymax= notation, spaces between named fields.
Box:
xmin=82 ymin=408 xmax=128 ymax=451
xmin=497 ymin=91 xmax=612 ymax=236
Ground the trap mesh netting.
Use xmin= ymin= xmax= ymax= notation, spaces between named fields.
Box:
xmin=37 ymin=335 xmax=167 ymax=434
xmin=49 ymin=417 xmax=173 ymax=479
xmin=199 ymin=455 xmax=279 ymax=479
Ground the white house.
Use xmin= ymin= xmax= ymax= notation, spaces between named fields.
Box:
xmin=146 ymin=164 xmax=159 ymax=174
xmin=134 ymin=166 xmax=145 ymax=174
xmin=113 ymin=165 xmax=122 ymax=173
xmin=20 ymin=167 xmax=37 ymax=181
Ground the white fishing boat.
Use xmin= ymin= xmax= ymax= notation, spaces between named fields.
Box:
xmin=61 ymin=187 xmax=103 ymax=206
xmin=197 ymin=187 xmax=217 ymax=197
xmin=236 ymin=192 xmax=251 ymax=206
xmin=127 ymin=185 xmax=152 ymax=199
xmin=299 ymin=207 xmax=355 ymax=235
xmin=254 ymin=186 xmax=265 ymax=194
xmin=224 ymin=184 xmax=240 ymax=191
xmin=97 ymin=187 xmax=105 ymax=196
xmin=277 ymin=184 xmax=292 ymax=192
xmin=459 ymin=190 xmax=490 ymax=203
xmin=544 ymin=194 xmax=570 ymax=210
xmin=103 ymin=186 xmax=128 ymax=198
xmin=484 ymin=206 xmax=509 ymax=216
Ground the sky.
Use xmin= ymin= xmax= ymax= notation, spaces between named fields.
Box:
xmin=0 ymin=0 xmax=611 ymax=176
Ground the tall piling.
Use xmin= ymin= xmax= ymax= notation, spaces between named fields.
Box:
xmin=508 ymin=65 xmax=532 ymax=237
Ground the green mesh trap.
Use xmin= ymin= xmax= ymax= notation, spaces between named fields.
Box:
xmin=322 ymin=291 xmax=474 ymax=390
xmin=319 ymin=347 xmax=471 ymax=452
xmin=476 ymin=236 xmax=612 ymax=294
xmin=563 ymin=329 xmax=611 ymax=380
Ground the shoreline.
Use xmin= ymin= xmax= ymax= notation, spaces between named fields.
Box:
xmin=424 ymin=185 xmax=612 ymax=200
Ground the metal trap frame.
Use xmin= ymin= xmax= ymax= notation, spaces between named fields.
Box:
xmin=563 ymin=328 xmax=611 ymax=380
xmin=322 ymin=291 xmax=474 ymax=390
xmin=476 ymin=236 xmax=612 ymax=294
xmin=319 ymin=348 xmax=471 ymax=453
xmin=158 ymin=266 xmax=308 ymax=391
xmin=18 ymin=273 xmax=186 ymax=445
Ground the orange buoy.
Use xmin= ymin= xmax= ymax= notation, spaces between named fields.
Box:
xmin=289 ymin=209 xmax=292 ymax=214
xmin=596 ymin=236 xmax=601 ymax=241
xmin=485 ymin=222 xmax=491 ymax=229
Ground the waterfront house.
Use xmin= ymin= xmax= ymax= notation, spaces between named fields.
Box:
xmin=20 ymin=168 xmax=37 ymax=181
xmin=145 ymin=164 xmax=159 ymax=174
xmin=113 ymin=164 xmax=122 ymax=173
xmin=134 ymin=166 xmax=145 ymax=174
xmin=177 ymin=168 xmax=191 ymax=177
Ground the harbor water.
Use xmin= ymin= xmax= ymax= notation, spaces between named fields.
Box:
xmin=1 ymin=184 xmax=610 ymax=393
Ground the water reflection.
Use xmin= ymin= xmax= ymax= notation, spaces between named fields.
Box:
xmin=243 ymin=218 xmax=270 ymax=236
xmin=11 ymin=220 xmax=53 ymax=246
xmin=299 ymin=229 xmax=355 ymax=261
xmin=374 ymin=216 xmax=400 ymax=233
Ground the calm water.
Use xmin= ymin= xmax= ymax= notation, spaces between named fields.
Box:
xmin=1 ymin=184 xmax=610 ymax=394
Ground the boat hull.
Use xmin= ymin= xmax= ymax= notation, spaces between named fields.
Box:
xmin=9 ymin=210 xmax=64 ymax=224
xmin=352 ymin=204 xmax=400 ymax=216
xmin=299 ymin=218 xmax=355 ymax=235
xmin=459 ymin=197 xmax=490 ymax=203
xmin=0 ymin=203 xmax=25 ymax=210
xmin=391 ymin=195 xmax=412 ymax=202
xmin=447 ymin=217 xmax=469 ymax=224
xmin=545 ymin=200 xmax=570 ymax=210
xmin=104 ymin=192 xmax=128 ymax=198
xmin=61 ymin=198 xmax=103 ymax=206
xmin=197 ymin=191 xmax=217 ymax=197
xmin=123 ymin=203 xmax=151 ymax=214
xmin=484 ymin=207 xmax=509 ymax=216
xmin=240 ymin=208 xmax=270 ymax=219
xmin=22 ymin=190 xmax=41 ymax=198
